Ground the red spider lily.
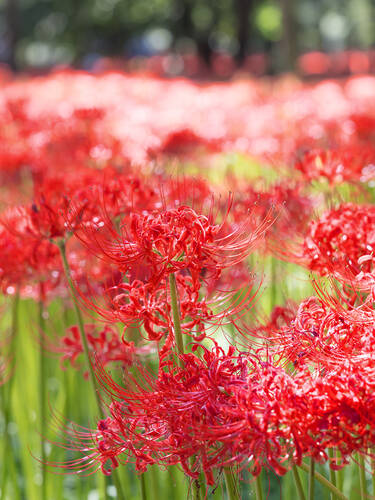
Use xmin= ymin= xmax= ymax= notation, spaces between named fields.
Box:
xmin=346 ymin=113 xmax=375 ymax=142
xmin=310 ymin=275 xmax=375 ymax=329
xmin=295 ymin=145 xmax=375 ymax=185
xmin=228 ymin=181 xmax=314 ymax=244
xmin=0 ymin=207 xmax=62 ymax=294
xmin=3 ymin=166 xmax=158 ymax=243
xmin=79 ymin=266 xmax=260 ymax=351
xmin=302 ymin=203 xmax=375 ymax=283
xmin=0 ymin=205 xmax=125 ymax=301
xmin=238 ymin=302 xmax=297 ymax=348
xmin=272 ymin=203 xmax=375 ymax=293
xmin=45 ymin=345 xmax=297 ymax=482
xmin=253 ymin=295 xmax=375 ymax=369
xmin=0 ymin=98 xmax=36 ymax=183
xmin=75 ymin=193 xmax=273 ymax=286
xmin=48 ymin=343 xmax=375 ymax=483
xmin=30 ymin=107 xmax=122 ymax=180
xmin=64 ymin=187 xmax=268 ymax=356
xmin=45 ymin=324 xmax=147 ymax=375
xmin=151 ymin=128 xmax=221 ymax=157
xmin=300 ymin=359 xmax=375 ymax=465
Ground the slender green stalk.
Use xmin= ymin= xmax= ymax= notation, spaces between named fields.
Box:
xmin=292 ymin=465 xmax=306 ymax=500
xmin=221 ymin=482 xmax=225 ymax=500
xmin=38 ymin=288 xmax=47 ymax=500
xmin=57 ymin=240 xmax=125 ymax=500
xmin=169 ymin=272 xmax=203 ymax=500
xmin=308 ymin=459 xmax=315 ymax=500
xmin=372 ymin=454 xmax=375 ymax=499
xmin=0 ymin=291 xmax=20 ymax=500
xmin=151 ymin=466 xmax=162 ymax=500
xmin=254 ymin=473 xmax=263 ymax=500
xmin=198 ymin=472 xmax=206 ymax=500
xmin=328 ymin=448 xmax=337 ymax=500
xmin=57 ymin=240 xmax=103 ymax=414
xmin=168 ymin=273 xmax=184 ymax=359
xmin=336 ymin=450 xmax=344 ymax=492
xmin=357 ymin=453 xmax=366 ymax=500
xmin=299 ymin=462 xmax=348 ymax=500
xmin=269 ymin=257 xmax=277 ymax=312
xmin=140 ymin=472 xmax=147 ymax=500
xmin=223 ymin=468 xmax=240 ymax=500
xmin=192 ymin=478 xmax=200 ymax=500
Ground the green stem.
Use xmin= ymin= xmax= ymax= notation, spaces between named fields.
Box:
xmin=168 ymin=273 xmax=184 ymax=360
xmin=140 ymin=472 xmax=147 ymax=500
xmin=372 ymin=454 xmax=375 ymax=499
xmin=192 ymin=478 xmax=200 ymax=500
xmin=57 ymin=240 xmax=102 ymax=415
xmin=254 ymin=473 xmax=263 ymax=500
xmin=198 ymin=472 xmax=206 ymax=500
xmin=308 ymin=459 xmax=315 ymax=500
xmin=0 ymin=291 xmax=20 ymax=500
xmin=169 ymin=273 xmax=203 ymax=500
xmin=292 ymin=465 xmax=306 ymax=500
xmin=224 ymin=468 xmax=240 ymax=500
xmin=336 ymin=450 xmax=344 ymax=493
xmin=57 ymin=240 xmax=125 ymax=500
xmin=39 ymin=290 xmax=46 ymax=500
xmin=357 ymin=454 xmax=366 ymax=500
xmin=299 ymin=462 xmax=348 ymax=500
xmin=270 ymin=257 xmax=277 ymax=311
xmin=328 ymin=448 xmax=337 ymax=500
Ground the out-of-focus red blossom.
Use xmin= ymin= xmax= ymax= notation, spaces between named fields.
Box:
xmin=159 ymin=176 xmax=213 ymax=210
xmin=49 ymin=344 xmax=375 ymax=481
xmin=0 ymin=204 xmax=122 ymax=300
xmin=295 ymin=145 xmax=375 ymax=184
xmin=3 ymin=167 xmax=157 ymax=242
xmin=228 ymin=181 xmax=314 ymax=244
xmin=0 ymin=99 xmax=123 ymax=188
xmin=349 ymin=113 xmax=375 ymax=141
xmin=46 ymin=324 xmax=144 ymax=375
xmin=4 ymin=72 xmax=375 ymax=170
xmin=244 ymin=302 xmax=297 ymax=344
xmin=253 ymin=296 xmax=375 ymax=369
xmin=151 ymin=128 xmax=221 ymax=157
xmin=272 ymin=203 xmax=375 ymax=295
xmin=31 ymin=107 xmax=123 ymax=180
xmin=301 ymin=203 xmax=375 ymax=286
xmin=0 ymin=99 xmax=36 ymax=182
xmin=0 ymin=207 xmax=61 ymax=295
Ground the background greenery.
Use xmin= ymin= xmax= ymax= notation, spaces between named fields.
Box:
xmin=1 ymin=0 xmax=375 ymax=73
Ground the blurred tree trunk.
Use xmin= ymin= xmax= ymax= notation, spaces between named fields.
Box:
xmin=178 ymin=0 xmax=193 ymax=36
xmin=235 ymin=0 xmax=253 ymax=65
xmin=280 ymin=0 xmax=297 ymax=71
xmin=5 ymin=0 xmax=18 ymax=70
xmin=174 ymin=0 xmax=213 ymax=66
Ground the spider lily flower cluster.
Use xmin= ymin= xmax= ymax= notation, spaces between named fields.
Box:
xmin=2 ymin=70 xmax=375 ymax=500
